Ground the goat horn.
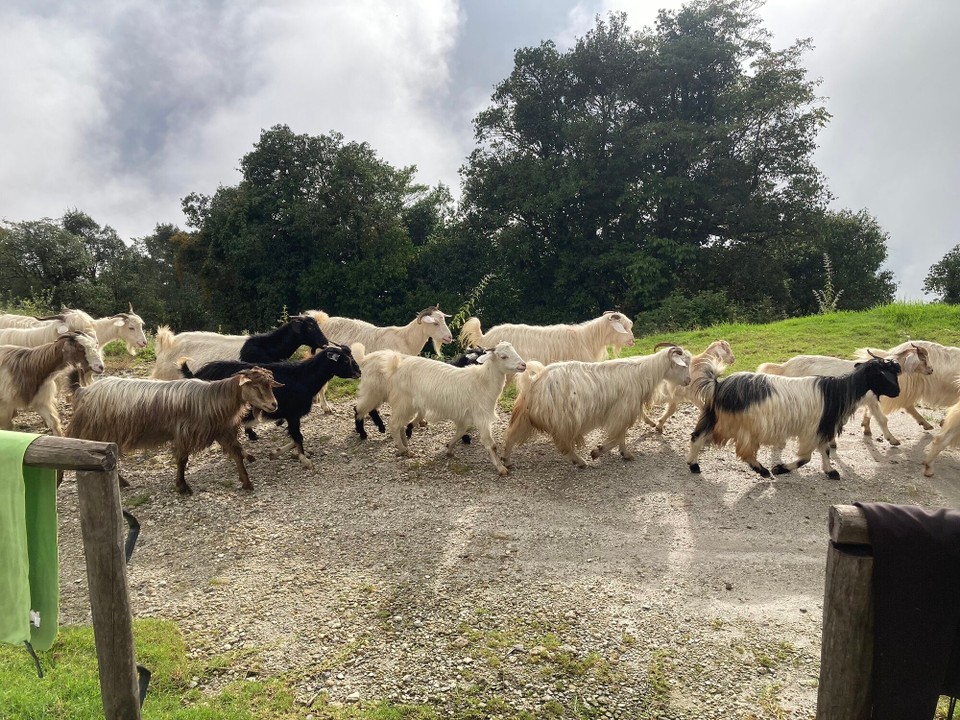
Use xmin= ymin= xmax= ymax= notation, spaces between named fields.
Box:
xmin=868 ymin=349 xmax=881 ymax=359
xmin=653 ymin=342 xmax=678 ymax=350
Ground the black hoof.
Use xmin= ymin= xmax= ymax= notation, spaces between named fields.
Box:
xmin=689 ymin=463 xmax=701 ymax=474
xmin=461 ymin=435 xmax=471 ymax=444
xmin=827 ymin=470 xmax=841 ymax=480
xmin=177 ymin=485 xmax=193 ymax=496
xmin=771 ymin=464 xmax=790 ymax=475
xmin=755 ymin=466 xmax=771 ymax=478
xmin=405 ymin=423 xmax=414 ymax=439
xmin=357 ymin=430 xmax=368 ymax=441
xmin=245 ymin=429 xmax=259 ymax=441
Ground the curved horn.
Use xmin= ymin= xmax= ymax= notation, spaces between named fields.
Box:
xmin=653 ymin=342 xmax=678 ymax=350
xmin=867 ymin=349 xmax=881 ymax=359
xmin=128 ymin=301 xmax=134 ymax=314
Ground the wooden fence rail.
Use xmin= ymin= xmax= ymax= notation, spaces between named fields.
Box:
xmin=24 ymin=435 xmax=141 ymax=720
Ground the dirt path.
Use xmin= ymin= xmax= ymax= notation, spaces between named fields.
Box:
xmin=51 ymin=401 xmax=960 ymax=718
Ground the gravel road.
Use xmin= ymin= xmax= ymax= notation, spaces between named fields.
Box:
xmin=49 ymin=397 xmax=960 ymax=719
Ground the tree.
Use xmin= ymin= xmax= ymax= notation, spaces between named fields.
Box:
xmin=924 ymin=244 xmax=960 ymax=303
xmin=180 ymin=125 xmax=434 ymax=330
xmin=460 ymin=1 xmax=853 ymax=324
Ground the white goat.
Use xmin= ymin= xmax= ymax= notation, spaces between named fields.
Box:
xmin=0 ymin=320 xmax=98 ymax=349
xmin=90 ymin=305 xmax=148 ymax=354
xmin=460 ymin=311 xmax=635 ymax=366
xmin=687 ymin=356 xmax=902 ymax=479
xmin=923 ymin=390 xmax=960 ymax=476
xmin=385 ymin=341 xmax=526 ymax=475
xmin=0 ymin=307 xmax=96 ymax=333
xmin=306 ymin=307 xmax=454 ymax=412
xmin=854 ymin=341 xmax=960 ymax=435
xmin=756 ymin=344 xmax=932 ymax=445
xmin=502 ymin=345 xmax=692 ymax=468
xmin=646 ymin=340 xmax=735 ymax=432
xmin=0 ymin=332 xmax=104 ymax=435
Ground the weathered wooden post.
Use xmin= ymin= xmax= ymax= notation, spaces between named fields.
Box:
xmin=816 ymin=504 xmax=874 ymax=720
xmin=23 ymin=435 xmax=141 ymax=720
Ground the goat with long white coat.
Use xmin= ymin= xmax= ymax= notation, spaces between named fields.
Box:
xmin=687 ymin=356 xmax=902 ymax=479
xmin=853 ymin=340 xmax=959 ymax=435
xmin=90 ymin=305 xmax=149 ymax=354
xmin=922 ymin=392 xmax=960 ymax=476
xmin=502 ymin=345 xmax=692 ymax=468
xmin=306 ymin=306 xmax=454 ymax=412
xmin=385 ymin=341 xmax=526 ymax=475
xmin=757 ymin=343 xmax=932 ymax=445
xmin=460 ymin=311 xmax=635 ymax=366
xmin=646 ymin=340 xmax=735 ymax=432
xmin=0 ymin=332 xmax=104 ymax=435
xmin=0 ymin=319 xmax=99 ymax=349
xmin=0 ymin=307 xmax=96 ymax=334
xmin=67 ymin=367 xmax=282 ymax=494
xmin=151 ymin=315 xmax=327 ymax=379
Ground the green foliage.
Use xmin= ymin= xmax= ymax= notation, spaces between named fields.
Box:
xmin=812 ymin=254 xmax=843 ymax=314
xmin=924 ymin=243 xmax=960 ymax=303
xmin=449 ymin=273 xmax=496 ymax=344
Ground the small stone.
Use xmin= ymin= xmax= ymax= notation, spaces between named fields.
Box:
xmin=346 ymin=691 xmax=361 ymax=702
xmin=725 ymin=582 xmax=733 ymax=591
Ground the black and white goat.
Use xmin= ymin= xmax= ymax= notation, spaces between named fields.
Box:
xmin=179 ymin=344 xmax=360 ymax=469
xmin=687 ymin=355 xmax=902 ymax=479
xmin=152 ymin=315 xmax=328 ymax=379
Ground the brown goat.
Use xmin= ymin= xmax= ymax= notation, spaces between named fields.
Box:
xmin=66 ymin=368 xmax=282 ymax=494
xmin=0 ymin=332 xmax=104 ymax=435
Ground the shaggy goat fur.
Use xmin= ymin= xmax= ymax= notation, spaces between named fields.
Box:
xmin=459 ymin=311 xmax=635 ymax=366
xmin=0 ymin=332 xmax=104 ymax=435
xmin=91 ymin=305 xmax=148 ymax=354
xmin=647 ymin=340 xmax=735 ymax=432
xmin=306 ymin=307 xmax=453 ymax=413
xmin=687 ymin=357 xmax=902 ymax=479
xmin=853 ymin=341 xmax=956 ymax=434
xmin=923 ymin=390 xmax=960 ymax=476
xmin=386 ymin=341 xmax=526 ymax=475
xmin=0 ymin=307 xmax=97 ymax=334
xmin=67 ymin=367 xmax=281 ymax=494
xmin=502 ymin=345 xmax=692 ymax=468
xmin=757 ymin=344 xmax=932 ymax=445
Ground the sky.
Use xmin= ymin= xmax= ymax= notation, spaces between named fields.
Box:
xmin=2 ymin=0 xmax=958 ymax=300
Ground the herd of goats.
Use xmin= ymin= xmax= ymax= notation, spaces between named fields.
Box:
xmin=1 ymin=304 xmax=959 ymax=494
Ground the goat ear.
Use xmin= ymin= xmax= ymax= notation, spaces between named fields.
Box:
xmin=57 ymin=323 xmax=69 ymax=334
xmin=113 ymin=317 xmax=126 ymax=327
xmin=670 ymin=349 xmax=688 ymax=367
xmin=238 ymin=375 xmax=251 ymax=385
xmin=421 ymin=315 xmax=437 ymax=325
xmin=608 ymin=316 xmax=627 ymax=334
xmin=476 ymin=351 xmax=492 ymax=365
xmin=325 ymin=349 xmax=341 ymax=361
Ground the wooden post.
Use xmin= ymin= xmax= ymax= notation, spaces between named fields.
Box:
xmin=816 ymin=505 xmax=874 ymax=720
xmin=24 ymin=436 xmax=141 ymax=720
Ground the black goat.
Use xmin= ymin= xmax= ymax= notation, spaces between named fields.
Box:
xmin=239 ymin=314 xmax=328 ymax=363
xmin=181 ymin=344 xmax=360 ymax=469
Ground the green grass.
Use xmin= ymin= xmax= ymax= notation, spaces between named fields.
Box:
xmin=629 ymin=301 xmax=960 ymax=371
xmin=0 ymin=620 xmax=434 ymax=720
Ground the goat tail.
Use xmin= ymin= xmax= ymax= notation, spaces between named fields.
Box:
xmin=515 ymin=360 xmax=546 ymax=399
xmin=177 ymin=356 xmax=195 ymax=378
xmin=155 ymin=325 xmax=175 ymax=353
xmin=459 ymin=317 xmax=483 ymax=348
xmin=690 ymin=356 xmax=724 ymax=408
xmin=756 ymin=361 xmax=785 ymax=375
xmin=305 ymin=309 xmax=329 ymax=327
xmin=350 ymin=342 xmax=367 ymax=364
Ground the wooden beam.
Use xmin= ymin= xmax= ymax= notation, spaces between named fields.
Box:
xmin=76 ymin=468 xmax=141 ymax=720
xmin=829 ymin=504 xmax=870 ymax=546
xmin=23 ymin=436 xmax=117 ymax=472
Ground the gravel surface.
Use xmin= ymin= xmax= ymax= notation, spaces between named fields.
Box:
xmin=43 ymin=393 xmax=960 ymax=719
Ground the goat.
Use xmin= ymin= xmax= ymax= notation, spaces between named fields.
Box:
xmin=384 ymin=341 xmax=526 ymax=475
xmin=353 ymin=345 xmax=487 ymax=442
xmin=0 ymin=307 xmax=96 ymax=333
xmin=0 ymin=332 xmax=104 ymax=435
xmin=91 ymin=304 xmax=149 ymax=354
xmin=66 ymin=368 xmax=282 ymax=494
xmin=757 ymin=343 xmax=932 ymax=445
xmin=922 ymin=392 xmax=960 ymax=477
xmin=687 ymin=356 xmax=902 ymax=479
xmin=459 ymin=311 xmax=634 ymax=366
xmin=179 ymin=344 xmax=361 ymax=469
xmin=853 ymin=341 xmax=957 ymax=435
xmin=502 ymin=345 xmax=692 ymax=469
xmin=0 ymin=317 xmax=99 ymax=349
xmin=305 ymin=306 xmax=453 ymax=413
xmin=645 ymin=340 xmax=735 ymax=433
xmin=151 ymin=315 xmax=328 ymax=379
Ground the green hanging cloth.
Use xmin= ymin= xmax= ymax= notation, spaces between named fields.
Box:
xmin=0 ymin=430 xmax=59 ymax=651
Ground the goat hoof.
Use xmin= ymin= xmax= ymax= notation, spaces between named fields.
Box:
xmin=177 ymin=485 xmax=193 ymax=496
xmin=244 ymin=453 xmax=257 ymax=463
xmin=827 ymin=470 xmax=841 ymax=480
xmin=590 ymin=447 xmax=602 ymax=460
xmin=921 ymin=422 xmax=934 ymax=430
xmin=888 ymin=437 xmax=901 ymax=446
xmin=923 ymin=463 xmax=934 ymax=477
xmin=655 ymin=425 xmax=665 ymax=435
xmin=621 ymin=452 xmax=635 ymax=461
xmin=299 ymin=456 xmax=314 ymax=470
xmin=462 ymin=435 xmax=471 ymax=444
xmin=688 ymin=463 xmax=701 ymax=474
xmin=756 ymin=466 xmax=771 ymax=478
xmin=497 ymin=465 xmax=509 ymax=477
xmin=240 ymin=484 xmax=254 ymax=493
xmin=771 ymin=464 xmax=790 ymax=475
